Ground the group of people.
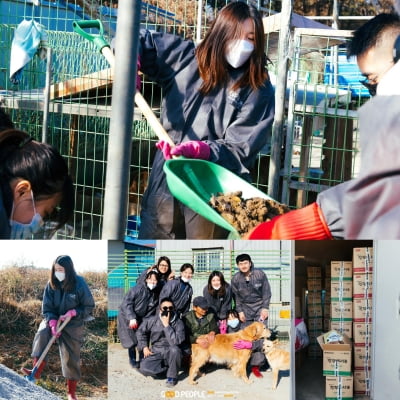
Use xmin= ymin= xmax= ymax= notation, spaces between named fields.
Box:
xmin=2 ymin=1 xmax=400 ymax=240
xmin=117 ymin=253 xmax=272 ymax=387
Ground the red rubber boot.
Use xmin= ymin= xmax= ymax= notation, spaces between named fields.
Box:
xmin=67 ymin=379 xmax=78 ymax=400
xmin=21 ymin=358 xmax=46 ymax=379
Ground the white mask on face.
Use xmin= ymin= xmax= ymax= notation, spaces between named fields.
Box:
xmin=55 ymin=271 xmax=65 ymax=282
xmin=147 ymin=283 xmax=157 ymax=290
xmin=228 ymin=318 xmax=240 ymax=329
xmin=181 ymin=276 xmax=191 ymax=283
xmin=225 ymin=39 xmax=254 ymax=68
xmin=212 ymin=285 xmax=221 ymax=290
xmin=9 ymin=191 xmax=43 ymax=239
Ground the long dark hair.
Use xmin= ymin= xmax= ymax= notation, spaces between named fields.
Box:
xmin=0 ymin=129 xmax=74 ymax=230
xmin=207 ymin=270 xmax=226 ymax=297
xmin=50 ymin=255 xmax=77 ymax=292
xmin=156 ymin=256 xmax=172 ymax=279
xmin=196 ymin=1 xmax=268 ymax=94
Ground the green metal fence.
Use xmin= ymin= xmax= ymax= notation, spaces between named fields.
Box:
xmin=281 ymin=28 xmax=368 ymax=208
xmin=0 ymin=2 xmax=367 ymax=238
xmin=108 ymin=241 xmax=291 ymax=343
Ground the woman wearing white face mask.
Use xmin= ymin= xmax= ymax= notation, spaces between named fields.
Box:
xmin=117 ymin=270 xmax=160 ymax=368
xmin=0 ymin=112 xmax=74 ymax=239
xmin=202 ymin=270 xmax=232 ymax=333
xmin=22 ymin=255 xmax=94 ymax=400
xmin=136 ymin=1 xmax=274 ymax=239
xmin=159 ymin=263 xmax=194 ymax=319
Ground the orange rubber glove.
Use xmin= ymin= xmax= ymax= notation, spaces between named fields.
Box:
xmin=247 ymin=202 xmax=332 ymax=240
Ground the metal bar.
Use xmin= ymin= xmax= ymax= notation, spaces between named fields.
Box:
xmin=41 ymin=47 xmax=52 ymax=143
xmin=196 ymin=0 xmax=203 ymax=44
xmin=1 ymin=97 xmax=143 ymax=119
xmin=102 ymin=0 xmax=142 ymax=240
xmin=267 ymin=0 xmax=292 ymax=201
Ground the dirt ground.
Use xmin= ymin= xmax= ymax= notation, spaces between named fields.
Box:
xmin=108 ymin=343 xmax=291 ymax=400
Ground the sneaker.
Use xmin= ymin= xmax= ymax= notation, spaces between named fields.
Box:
xmin=165 ymin=377 xmax=177 ymax=387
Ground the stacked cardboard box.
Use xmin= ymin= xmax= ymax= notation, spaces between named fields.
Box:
xmin=307 ymin=266 xmax=323 ymax=357
xmin=352 ymin=247 xmax=373 ymax=396
xmin=323 ymin=266 xmax=331 ymax=331
xmin=330 ymin=261 xmax=353 ymax=340
xmin=322 ymin=261 xmax=354 ymax=399
xmin=318 ymin=333 xmax=353 ymax=399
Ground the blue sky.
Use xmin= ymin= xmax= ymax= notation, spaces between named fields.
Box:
xmin=0 ymin=240 xmax=108 ymax=272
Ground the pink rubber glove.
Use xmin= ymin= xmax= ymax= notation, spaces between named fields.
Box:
xmin=170 ymin=141 xmax=210 ymax=160
xmin=233 ymin=339 xmax=253 ymax=350
xmin=219 ymin=319 xmax=227 ymax=334
xmin=49 ymin=319 xmax=61 ymax=338
xmin=156 ymin=140 xmax=173 ymax=160
xmin=129 ymin=319 xmax=138 ymax=330
xmin=136 ymin=56 xmax=142 ymax=91
xmin=59 ymin=309 xmax=77 ymax=321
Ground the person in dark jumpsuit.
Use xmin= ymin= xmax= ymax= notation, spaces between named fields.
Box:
xmin=159 ymin=263 xmax=194 ymax=319
xmin=22 ymin=255 xmax=94 ymax=400
xmin=136 ymin=256 xmax=175 ymax=289
xmin=136 ymin=1 xmax=275 ymax=239
xmin=230 ymin=253 xmax=271 ymax=378
xmin=202 ymin=270 xmax=232 ymax=333
xmin=137 ymin=297 xmax=186 ymax=388
xmin=117 ymin=270 xmax=159 ymax=368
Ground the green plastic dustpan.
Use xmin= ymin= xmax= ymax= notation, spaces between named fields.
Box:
xmin=164 ymin=158 xmax=275 ymax=238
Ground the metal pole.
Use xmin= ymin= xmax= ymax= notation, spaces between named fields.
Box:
xmin=42 ymin=47 xmax=52 ymax=143
xmin=196 ymin=0 xmax=203 ymax=43
xmin=267 ymin=0 xmax=292 ymax=201
xmin=102 ymin=0 xmax=141 ymax=240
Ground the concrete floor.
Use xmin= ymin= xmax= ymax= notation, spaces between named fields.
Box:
xmin=296 ymin=356 xmax=325 ymax=400
xmin=295 ymin=356 xmax=371 ymax=400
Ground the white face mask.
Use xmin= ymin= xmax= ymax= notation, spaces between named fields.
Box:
xmin=181 ymin=276 xmax=191 ymax=283
xmin=147 ymin=283 xmax=157 ymax=290
xmin=228 ymin=319 xmax=240 ymax=329
xmin=212 ymin=285 xmax=221 ymax=290
xmin=55 ymin=271 xmax=65 ymax=282
xmin=225 ymin=39 xmax=254 ymax=68
xmin=9 ymin=191 xmax=43 ymax=239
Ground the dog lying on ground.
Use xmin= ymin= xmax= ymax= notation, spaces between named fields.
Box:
xmin=262 ymin=339 xmax=290 ymax=389
xmin=188 ymin=321 xmax=271 ymax=384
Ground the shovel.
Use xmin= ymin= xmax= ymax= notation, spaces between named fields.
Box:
xmin=72 ymin=19 xmax=174 ymax=146
xmin=163 ymin=158 xmax=276 ymax=238
xmin=23 ymin=316 xmax=71 ymax=382
xmin=73 ymin=20 xmax=277 ymax=238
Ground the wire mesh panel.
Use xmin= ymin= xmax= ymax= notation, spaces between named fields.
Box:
xmin=107 ymin=241 xmax=291 ymax=343
xmin=281 ymin=28 xmax=369 ymax=209
xmin=0 ymin=0 xmax=277 ymax=239
xmin=1 ymin=2 xmax=367 ymax=238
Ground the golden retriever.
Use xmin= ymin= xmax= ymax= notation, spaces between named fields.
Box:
xmin=188 ymin=321 xmax=271 ymax=384
xmin=262 ymin=339 xmax=290 ymax=389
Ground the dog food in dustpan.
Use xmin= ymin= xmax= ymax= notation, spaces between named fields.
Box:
xmin=163 ymin=158 xmax=288 ymax=237
xmin=210 ymin=191 xmax=290 ymax=235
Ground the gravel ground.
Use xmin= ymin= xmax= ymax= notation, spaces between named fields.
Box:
xmin=108 ymin=343 xmax=291 ymax=400
xmin=0 ymin=364 xmax=61 ymax=400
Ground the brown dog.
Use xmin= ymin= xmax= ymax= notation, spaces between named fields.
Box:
xmin=188 ymin=321 xmax=271 ymax=384
xmin=262 ymin=339 xmax=290 ymax=389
